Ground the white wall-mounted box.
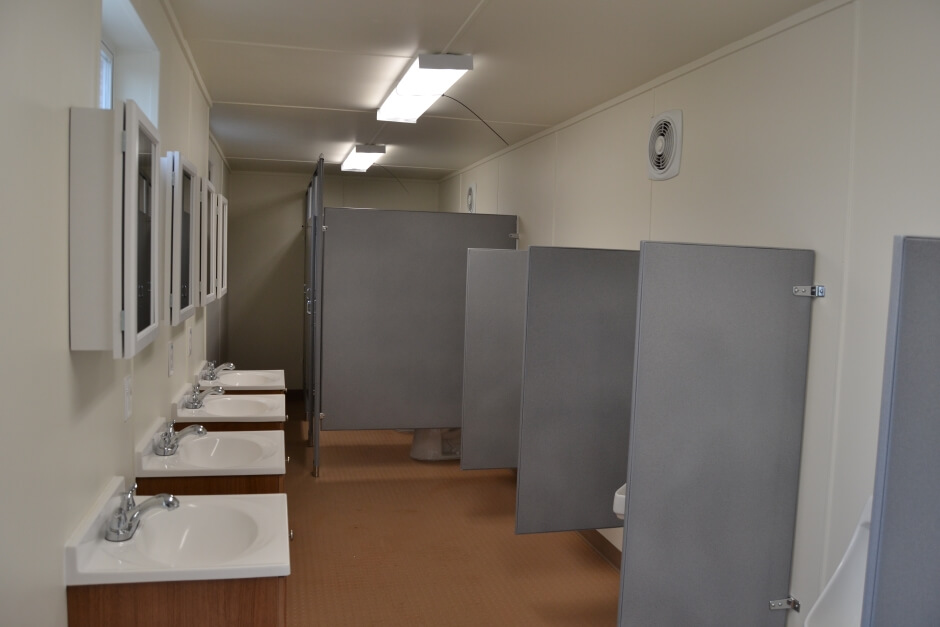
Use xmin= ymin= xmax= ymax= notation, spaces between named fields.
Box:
xmin=69 ymin=100 xmax=161 ymax=359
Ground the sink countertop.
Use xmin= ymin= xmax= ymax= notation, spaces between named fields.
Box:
xmin=136 ymin=418 xmax=286 ymax=477
xmin=198 ymin=368 xmax=286 ymax=391
xmin=65 ymin=477 xmax=290 ymax=586
xmin=173 ymin=389 xmax=286 ymax=422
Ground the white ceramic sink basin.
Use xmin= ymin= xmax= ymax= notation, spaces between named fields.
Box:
xmin=613 ymin=483 xmax=626 ymax=520
xmin=173 ymin=390 xmax=285 ymax=423
xmin=200 ymin=369 xmax=285 ymax=391
xmin=202 ymin=395 xmax=274 ymax=417
xmin=133 ymin=501 xmax=261 ymax=569
xmin=136 ymin=420 xmax=285 ymax=477
xmin=179 ymin=436 xmax=266 ymax=468
xmin=65 ymin=477 xmax=290 ymax=585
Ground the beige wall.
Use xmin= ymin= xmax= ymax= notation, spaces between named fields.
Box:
xmin=226 ymin=172 xmax=440 ymax=390
xmin=443 ymin=1 xmax=940 ymax=622
xmin=0 ymin=1 xmax=212 ymax=624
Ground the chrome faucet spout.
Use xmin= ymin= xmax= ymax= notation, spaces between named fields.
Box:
xmin=201 ymin=361 xmax=235 ymax=381
xmin=152 ymin=419 xmax=207 ymax=455
xmin=182 ymin=384 xmax=224 ymax=410
xmin=105 ymin=484 xmax=179 ymax=542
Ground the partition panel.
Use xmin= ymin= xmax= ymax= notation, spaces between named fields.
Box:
xmin=619 ymin=242 xmax=814 ymax=627
xmin=319 ymin=208 xmax=518 ymax=430
xmin=461 ymin=249 xmax=528 ymax=470
xmin=863 ymin=236 xmax=940 ymax=627
xmin=515 ymin=247 xmax=640 ymax=534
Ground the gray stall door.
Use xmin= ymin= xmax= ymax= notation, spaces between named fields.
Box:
xmin=461 ymin=249 xmax=528 ymax=470
xmin=515 ymin=247 xmax=640 ymax=534
xmin=863 ymin=237 xmax=940 ymax=627
xmin=619 ymin=242 xmax=814 ymax=627
xmin=319 ymin=208 xmax=518 ymax=430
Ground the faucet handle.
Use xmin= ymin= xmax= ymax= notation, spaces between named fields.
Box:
xmin=122 ymin=483 xmax=138 ymax=511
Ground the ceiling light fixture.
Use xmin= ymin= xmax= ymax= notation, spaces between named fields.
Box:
xmin=377 ymin=53 xmax=473 ymax=123
xmin=341 ymin=144 xmax=386 ymax=172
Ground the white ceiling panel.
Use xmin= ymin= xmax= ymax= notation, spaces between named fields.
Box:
xmin=168 ymin=0 xmax=482 ymax=55
xmin=189 ymin=40 xmax=411 ymax=109
xmin=168 ymin=0 xmax=827 ymax=178
xmin=442 ymin=0 xmax=824 ymax=126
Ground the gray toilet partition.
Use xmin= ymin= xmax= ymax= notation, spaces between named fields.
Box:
xmin=460 ymin=249 xmax=528 ymax=470
xmin=863 ymin=237 xmax=940 ymax=627
xmin=317 ymin=208 xmax=518 ymax=431
xmin=515 ymin=246 xmax=641 ymax=534
xmin=619 ymin=242 xmax=815 ymax=627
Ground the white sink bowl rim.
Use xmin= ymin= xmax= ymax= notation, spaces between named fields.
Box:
xmin=178 ymin=435 xmax=267 ymax=468
xmin=134 ymin=502 xmax=261 ymax=568
xmin=202 ymin=395 xmax=274 ymax=417
xmin=219 ymin=371 xmax=281 ymax=387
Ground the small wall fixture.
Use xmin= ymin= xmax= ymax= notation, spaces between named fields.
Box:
xmin=377 ymin=54 xmax=473 ymax=123
xmin=341 ymin=145 xmax=386 ymax=172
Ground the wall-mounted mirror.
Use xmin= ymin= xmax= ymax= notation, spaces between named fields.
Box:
xmin=125 ymin=101 xmax=160 ymax=357
xmin=162 ymin=151 xmax=197 ymax=326
xmin=216 ymin=194 xmax=228 ymax=298
xmin=197 ymin=178 xmax=218 ymax=306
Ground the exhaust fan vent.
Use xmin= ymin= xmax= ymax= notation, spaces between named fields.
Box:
xmin=648 ymin=110 xmax=682 ymax=180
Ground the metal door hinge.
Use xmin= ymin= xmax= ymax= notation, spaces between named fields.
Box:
xmin=793 ymin=285 xmax=825 ymax=298
xmin=322 ymin=225 xmax=328 ymax=232
xmin=769 ymin=596 xmax=800 ymax=612
xmin=319 ymin=412 xmax=325 ymax=428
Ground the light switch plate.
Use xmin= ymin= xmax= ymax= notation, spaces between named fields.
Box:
xmin=123 ymin=375 xmax=132 ymax=421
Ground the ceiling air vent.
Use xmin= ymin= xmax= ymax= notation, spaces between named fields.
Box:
xmin=648 ymin=110 xmax=682 ymax=180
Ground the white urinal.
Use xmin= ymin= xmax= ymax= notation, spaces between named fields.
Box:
xmin=804 ymin=496 xmax=873 ymax=627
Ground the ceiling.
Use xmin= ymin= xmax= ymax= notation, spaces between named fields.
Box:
xmin=168 ymin=0 xmax=823 ymax=180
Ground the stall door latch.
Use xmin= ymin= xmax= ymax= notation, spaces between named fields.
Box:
xmin=769 ymin=596 xmax=800 ymax=612
xmin=793 ymin=285 xmax=825 ymax=298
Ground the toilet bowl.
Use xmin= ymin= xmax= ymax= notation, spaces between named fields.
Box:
xmin=804 ymin=496 xmax=873 ymax=627
xmin=409 ymin=428 xmax=461 ymax=461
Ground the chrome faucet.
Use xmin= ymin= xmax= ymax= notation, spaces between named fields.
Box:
xmin=202 ymin=361 xmax=235 ymax=381
xmin=182 ymin=383 xmax=224 ymax=410
xmin=152 ymin=419 xmax=207 ymax=456
xmin=105 ymin=483 xmax=179 ymax=542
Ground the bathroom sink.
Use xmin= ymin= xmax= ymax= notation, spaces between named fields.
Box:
xmin=65 ymin=477 xmax=290 ymax=585
xmin=179 ymin=436 xmax=266 ymax=468
xmin=200 ymin=369 xmax=285 ymax=391
xmin=613 ymin=483 xmax=626 ymax=520
xmin=174 ymin=390 xmax=286 ymax=423
xmin=133 ymin=501 xmax=260 ymax=569
xmin=203 ymin=395 xmax=275 ymax=417
xmin=136 ymin=420 xmax=285 ymax=477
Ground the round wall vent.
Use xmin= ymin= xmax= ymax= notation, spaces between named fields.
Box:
xmin=648 ymin=110 xmax=682 ymax=181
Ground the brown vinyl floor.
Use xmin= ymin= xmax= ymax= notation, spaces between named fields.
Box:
xmin=283 ymin=408 xmax=620 ymax=626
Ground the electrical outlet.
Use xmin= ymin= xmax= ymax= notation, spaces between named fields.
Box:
xmin=168 ymin=340 xmax=174 ymax=377
xmin=123 ymin=375 xmax=132 ymax=421
xmin=188 ymin=328 xmax=193 ymax=357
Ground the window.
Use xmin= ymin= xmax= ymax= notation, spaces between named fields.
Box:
xmin=99 ymin=42 xmax=113 ymax=109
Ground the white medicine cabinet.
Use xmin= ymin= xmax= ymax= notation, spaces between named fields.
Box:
xmin=216 ymin=194 xmax=229 ymax=298
xmin=162 ymin=151 xmax=197 ymax=326
xmin=69 ymin=99 xmax=161 ymax=359
xmin=197 ymin=178 xmax=218 ymax=305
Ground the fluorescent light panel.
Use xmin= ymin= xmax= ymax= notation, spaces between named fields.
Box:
xmin=341 ymin=144 xmax=386 ymax=172
xmin=377 ymin=54 xmax=473 ymax=123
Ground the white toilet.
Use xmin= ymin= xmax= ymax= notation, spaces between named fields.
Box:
xmin=804 ymin=496 xmax=873 ymax=627
xmin=409 ymin=428 xmax=461 ymax=461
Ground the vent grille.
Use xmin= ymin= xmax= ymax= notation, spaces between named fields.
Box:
xmin=648 ymin=110 xmax=682 ymax=180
